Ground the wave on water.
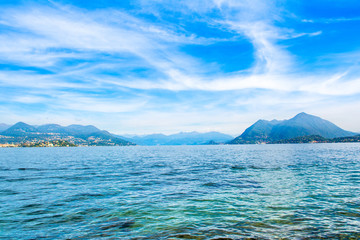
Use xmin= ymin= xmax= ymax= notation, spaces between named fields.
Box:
xmin=0 ymin=144 xmax=360 ymax=239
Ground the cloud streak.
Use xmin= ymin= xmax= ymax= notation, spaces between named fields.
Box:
xmin=0 ymin=1 xmax=359 ymax=133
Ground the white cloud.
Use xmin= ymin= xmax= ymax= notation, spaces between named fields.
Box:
xmin=0 ymin=1 xmax=354 ymax=96
xmin=302 ymin=17 xmax=360 ymax=24
xmin=0 ymin=1 xmax=359 ymax=134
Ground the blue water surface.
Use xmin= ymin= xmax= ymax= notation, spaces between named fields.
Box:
xmin=1 ymin=144 xmax=360 ymax=239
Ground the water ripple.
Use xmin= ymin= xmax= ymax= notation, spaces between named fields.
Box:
xmin=0 ymin=144 xmax=359 ymax=239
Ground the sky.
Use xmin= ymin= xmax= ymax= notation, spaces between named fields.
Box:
xmin=0 ymin=0 xmax=360 ymax=135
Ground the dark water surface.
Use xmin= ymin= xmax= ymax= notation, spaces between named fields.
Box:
xmin=1 ymin=144 xmax=360 ymax=239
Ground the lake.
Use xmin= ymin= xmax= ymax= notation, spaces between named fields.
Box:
xmin=1 ymin=144 xmax=360 ymax=239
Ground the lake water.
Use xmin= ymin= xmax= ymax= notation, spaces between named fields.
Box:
xmin=1 ymin=144 xmax=360 ymax=239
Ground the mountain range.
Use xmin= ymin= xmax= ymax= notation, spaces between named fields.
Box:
xmin=229 ymin=112 xmax=357 ymax=144
xmin=0 ymin=122 xmax=134 ymax=146
xmin=0 ymin=113 xmax=358 ymax=146
xmin=0 ymin=122 xmax=234 ymax=146
xmin=119 ymin=131 xmax=234 ymax=145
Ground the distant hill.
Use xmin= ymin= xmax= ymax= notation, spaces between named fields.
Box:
xmin=121 ymin=134 xmax=168 ymax=146
xmin=229 ymin=113 xmax=357 ymax=144
xmin=37 ymin=124 xmax=68 ymax=134
xmin=233 ymin=119 xmax=281 ymax=143
xmin=331 ymin=134 xmax=360 ymax=143
xmin=65 ymin=125 xmax=101 ymax=135
xmin=1 ymin=122 xmax=38 ymax=136
xmin=0 ymin=122 xmax=134 ymax=146
xmin=121 ymin=131 xmax=234 ymax=145
xmin=271 ymin=135 xmax=329 ymax=144
xmin=82 ymin=130 xmax=132 ymax=146
xmin=0 ymin=123 xmax=10 ymax=132
xmin=271 ymin=134 xmax=360 ymax=144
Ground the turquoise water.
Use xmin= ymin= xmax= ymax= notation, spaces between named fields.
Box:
xmin=1 ymin=144 xmax=360 ymax=239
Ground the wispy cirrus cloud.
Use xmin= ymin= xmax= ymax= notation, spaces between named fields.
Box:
xmin=0 ymin=0 xmax=359 ymax=134
xmin=302 ymin=17 xmax=360 ymax=23
xmin=0 ymin=0 xmax=348 ymax=94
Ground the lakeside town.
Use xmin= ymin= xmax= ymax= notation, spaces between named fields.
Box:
xmin=0 ymin=140 xmax=77 ymax=148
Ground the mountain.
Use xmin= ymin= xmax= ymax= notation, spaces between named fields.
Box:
xmin=1 ymin=122 xmax=38 ymax=136
xmin=124 ymin=134 xmax=169 ymax=146
xmin=37 ymin=124 xmax=106 ymax=139
xmin=122 ymin=131 xmax=234 ymax=145
xmin=81 ymin=130 xmax=133 ymax=146
xmin=0 ymin=123 xmax=10 ymax=132
xmin=64 ymin=125 xmax=101 ymax=135
xmin=0 ymin=122 xmax=134 ymax=146
xmin=37 ymin=124 xmax=68 ymax=134
xmin=166 ymin=131 xmax=234 ymax=145
xmin=229 ymin=113 xmax=356 ymax=144
xmin=270 ymin=112 xmax=355 ymax=140
xmin=235 ymin=119 xmax=281 ymax=143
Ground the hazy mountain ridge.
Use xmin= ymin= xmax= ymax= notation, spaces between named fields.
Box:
xmin=120 ymin=131 xmax=234 ymax=145
xmin=0 ymin=122 xmax=134 ymax=146
xmin=0 ymin=123 xmax=11 ymax=132
xmin=0 ymin=122 xmax=233 ymax=146
xmin=229 ymin=113 xmax=357 ymax=144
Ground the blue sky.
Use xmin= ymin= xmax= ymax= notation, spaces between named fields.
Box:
xmin=0 ymin=0 xmax=360 ymax=135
